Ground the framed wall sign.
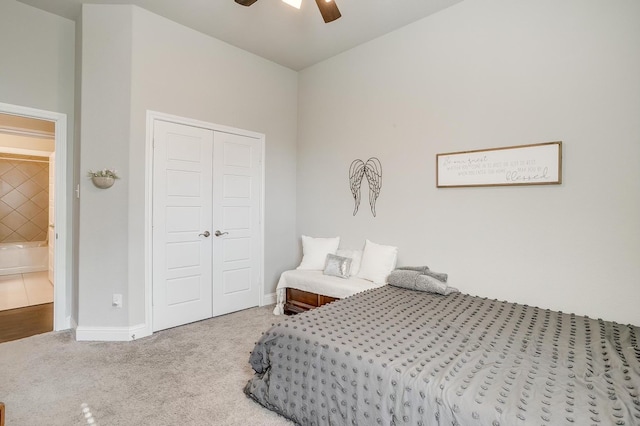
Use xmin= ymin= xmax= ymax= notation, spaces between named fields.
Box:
xmin=436 ymin=141 xmax=562 ymax=188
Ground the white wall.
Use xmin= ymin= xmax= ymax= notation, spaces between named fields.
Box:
xmin=297 ymin=0 xmax=640 ymax=326
xmin=78 ymin=5 xmax=298 ymax=329
xmin=0 ymin=0 xmax=76 ymax=322
xmin=0 ymin=1 xmax=75 ymax=115
xmin=78 ymin=6 xmax=133 ymax=327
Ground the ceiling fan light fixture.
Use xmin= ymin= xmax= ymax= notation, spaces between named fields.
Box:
xmin=282 ymin=0 xmax=302 ymax=9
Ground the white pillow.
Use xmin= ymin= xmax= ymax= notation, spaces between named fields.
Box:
xmin=296 ymin=235 xmax=340 ymax=270
xmin=336 ymin=249 xmax=363 ymax=276
xmin=356 ymin=239 xmax=398 ymax=284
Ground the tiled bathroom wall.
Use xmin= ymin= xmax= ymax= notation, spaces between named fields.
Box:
xmin=0 ymin=154 xmax=49 ymax=243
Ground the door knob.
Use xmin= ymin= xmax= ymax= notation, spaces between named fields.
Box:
xmin=199 ymin=231 xmax=211 ymax=237
xmin=214 ymin=230 xmax=229 ymax=237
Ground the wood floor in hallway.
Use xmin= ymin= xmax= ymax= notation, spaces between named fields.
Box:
xmin=0 ymin=303 xmax=53 ymax=343
xmin=0 ymin=271 xmax=53 ymax=342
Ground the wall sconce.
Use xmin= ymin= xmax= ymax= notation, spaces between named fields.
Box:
xmin=88 ymin=169 xmax=119 ymax=189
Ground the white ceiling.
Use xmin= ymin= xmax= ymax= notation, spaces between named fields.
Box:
xmin=17 ymin=0 xmax=462 ymax=70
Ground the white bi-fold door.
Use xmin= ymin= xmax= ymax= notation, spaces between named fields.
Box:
xmin=152 ymin=120 xmax=262 ymax=332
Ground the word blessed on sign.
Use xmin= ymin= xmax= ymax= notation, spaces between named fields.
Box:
xmin=436 ymin=142 xmax=562 ymax=188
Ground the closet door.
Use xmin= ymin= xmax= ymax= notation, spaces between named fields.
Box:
xmin=152 ymin=120 xmax=213 ymax=332
xmin=152 ymin=120 xmax=263 ymax=331
xmin=212 ymin=131 xmax=262 ymax=316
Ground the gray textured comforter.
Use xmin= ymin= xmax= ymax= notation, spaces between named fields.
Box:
xmin=245 ymin=285 xmax=640 ymax=425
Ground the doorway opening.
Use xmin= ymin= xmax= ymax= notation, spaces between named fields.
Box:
xmin=0 ymin=114 xmax=54 ymax=341
xmin=0 ymin=103 xmax=69 ymax=340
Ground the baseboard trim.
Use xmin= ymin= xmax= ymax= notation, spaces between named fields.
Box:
xmin=75 ymin=323 xmax=152 ymax=342
xmin=262 ymin=292 xmax=277 ymax=306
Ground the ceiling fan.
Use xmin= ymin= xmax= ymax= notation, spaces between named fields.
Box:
xmin=234 ymin=0 xmax=341 ymax=23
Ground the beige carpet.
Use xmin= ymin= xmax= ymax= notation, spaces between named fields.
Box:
xmin=0 ymin=305 xmax=294 ymax=426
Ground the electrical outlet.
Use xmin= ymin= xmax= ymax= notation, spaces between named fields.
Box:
xmin=112 ymin=293 xmax=123 ymax=308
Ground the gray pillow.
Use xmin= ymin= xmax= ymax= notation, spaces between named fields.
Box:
xmin=323 ymin=254 xmax=352 ymax=279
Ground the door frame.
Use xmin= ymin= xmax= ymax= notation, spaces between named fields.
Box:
xmin=0 ymin=102 xmax=70 ymax=331
xmin=144 ymin=110 xmax=265 ymax=334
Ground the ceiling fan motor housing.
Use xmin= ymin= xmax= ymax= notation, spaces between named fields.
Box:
xmin=235 ymin=0 xmax=258 ymax=6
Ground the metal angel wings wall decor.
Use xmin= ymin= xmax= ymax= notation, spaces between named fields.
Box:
xmin=349 ymin=157 xmax=382 ymax=217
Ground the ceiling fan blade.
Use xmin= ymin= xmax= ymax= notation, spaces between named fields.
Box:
xmin=315 ymin=0 xmax=341 ymax=23
xmin=235 ymin=0 xmax=259 ymax=6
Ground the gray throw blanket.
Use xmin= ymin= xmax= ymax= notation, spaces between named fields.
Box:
xmin=395 ymin=265 xmax=430 ymax=274
xmin=395 ymin=265 xmax=448 ymax=282
xmin=388 ymin=268 xmax=458 ymax=295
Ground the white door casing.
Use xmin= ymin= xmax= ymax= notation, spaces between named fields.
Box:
xmin=212 ymin=131 xmax=262 ymax=316
xmin=48 ymin=151 xmax=55 ymax=284
xmin=152 ymin=120 xmax=214 ymax=332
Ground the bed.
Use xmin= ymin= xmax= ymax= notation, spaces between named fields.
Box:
xmin=245 ymin=285 xmax=640 ymax=425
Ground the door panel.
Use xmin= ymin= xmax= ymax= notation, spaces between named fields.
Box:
xmin=166 ymin=170 xmax=202 ymax=196
xmin=223 ymin=142 xmax=252 ymax=167
xmin=167 ymin=276 xmax=201 ymax=305
xmin=223 ymin=206 xmax=251 ymax=230
xmin=223 ymin=268 xmax=251 ymax=294
xmin=212 ymin=132 xmax=261 ymax=316
xmin=152 ymin=120 xmax=213 ymax=332
xmin=165 ymin=241 xmax=200 ymax=269
xmin=223 ymin=175 xmax=251 ymax=198
xmin=223 ymin=238 xmax=251 ymax=262
xmin=166 ymin=206 xmax=199 ymax=231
